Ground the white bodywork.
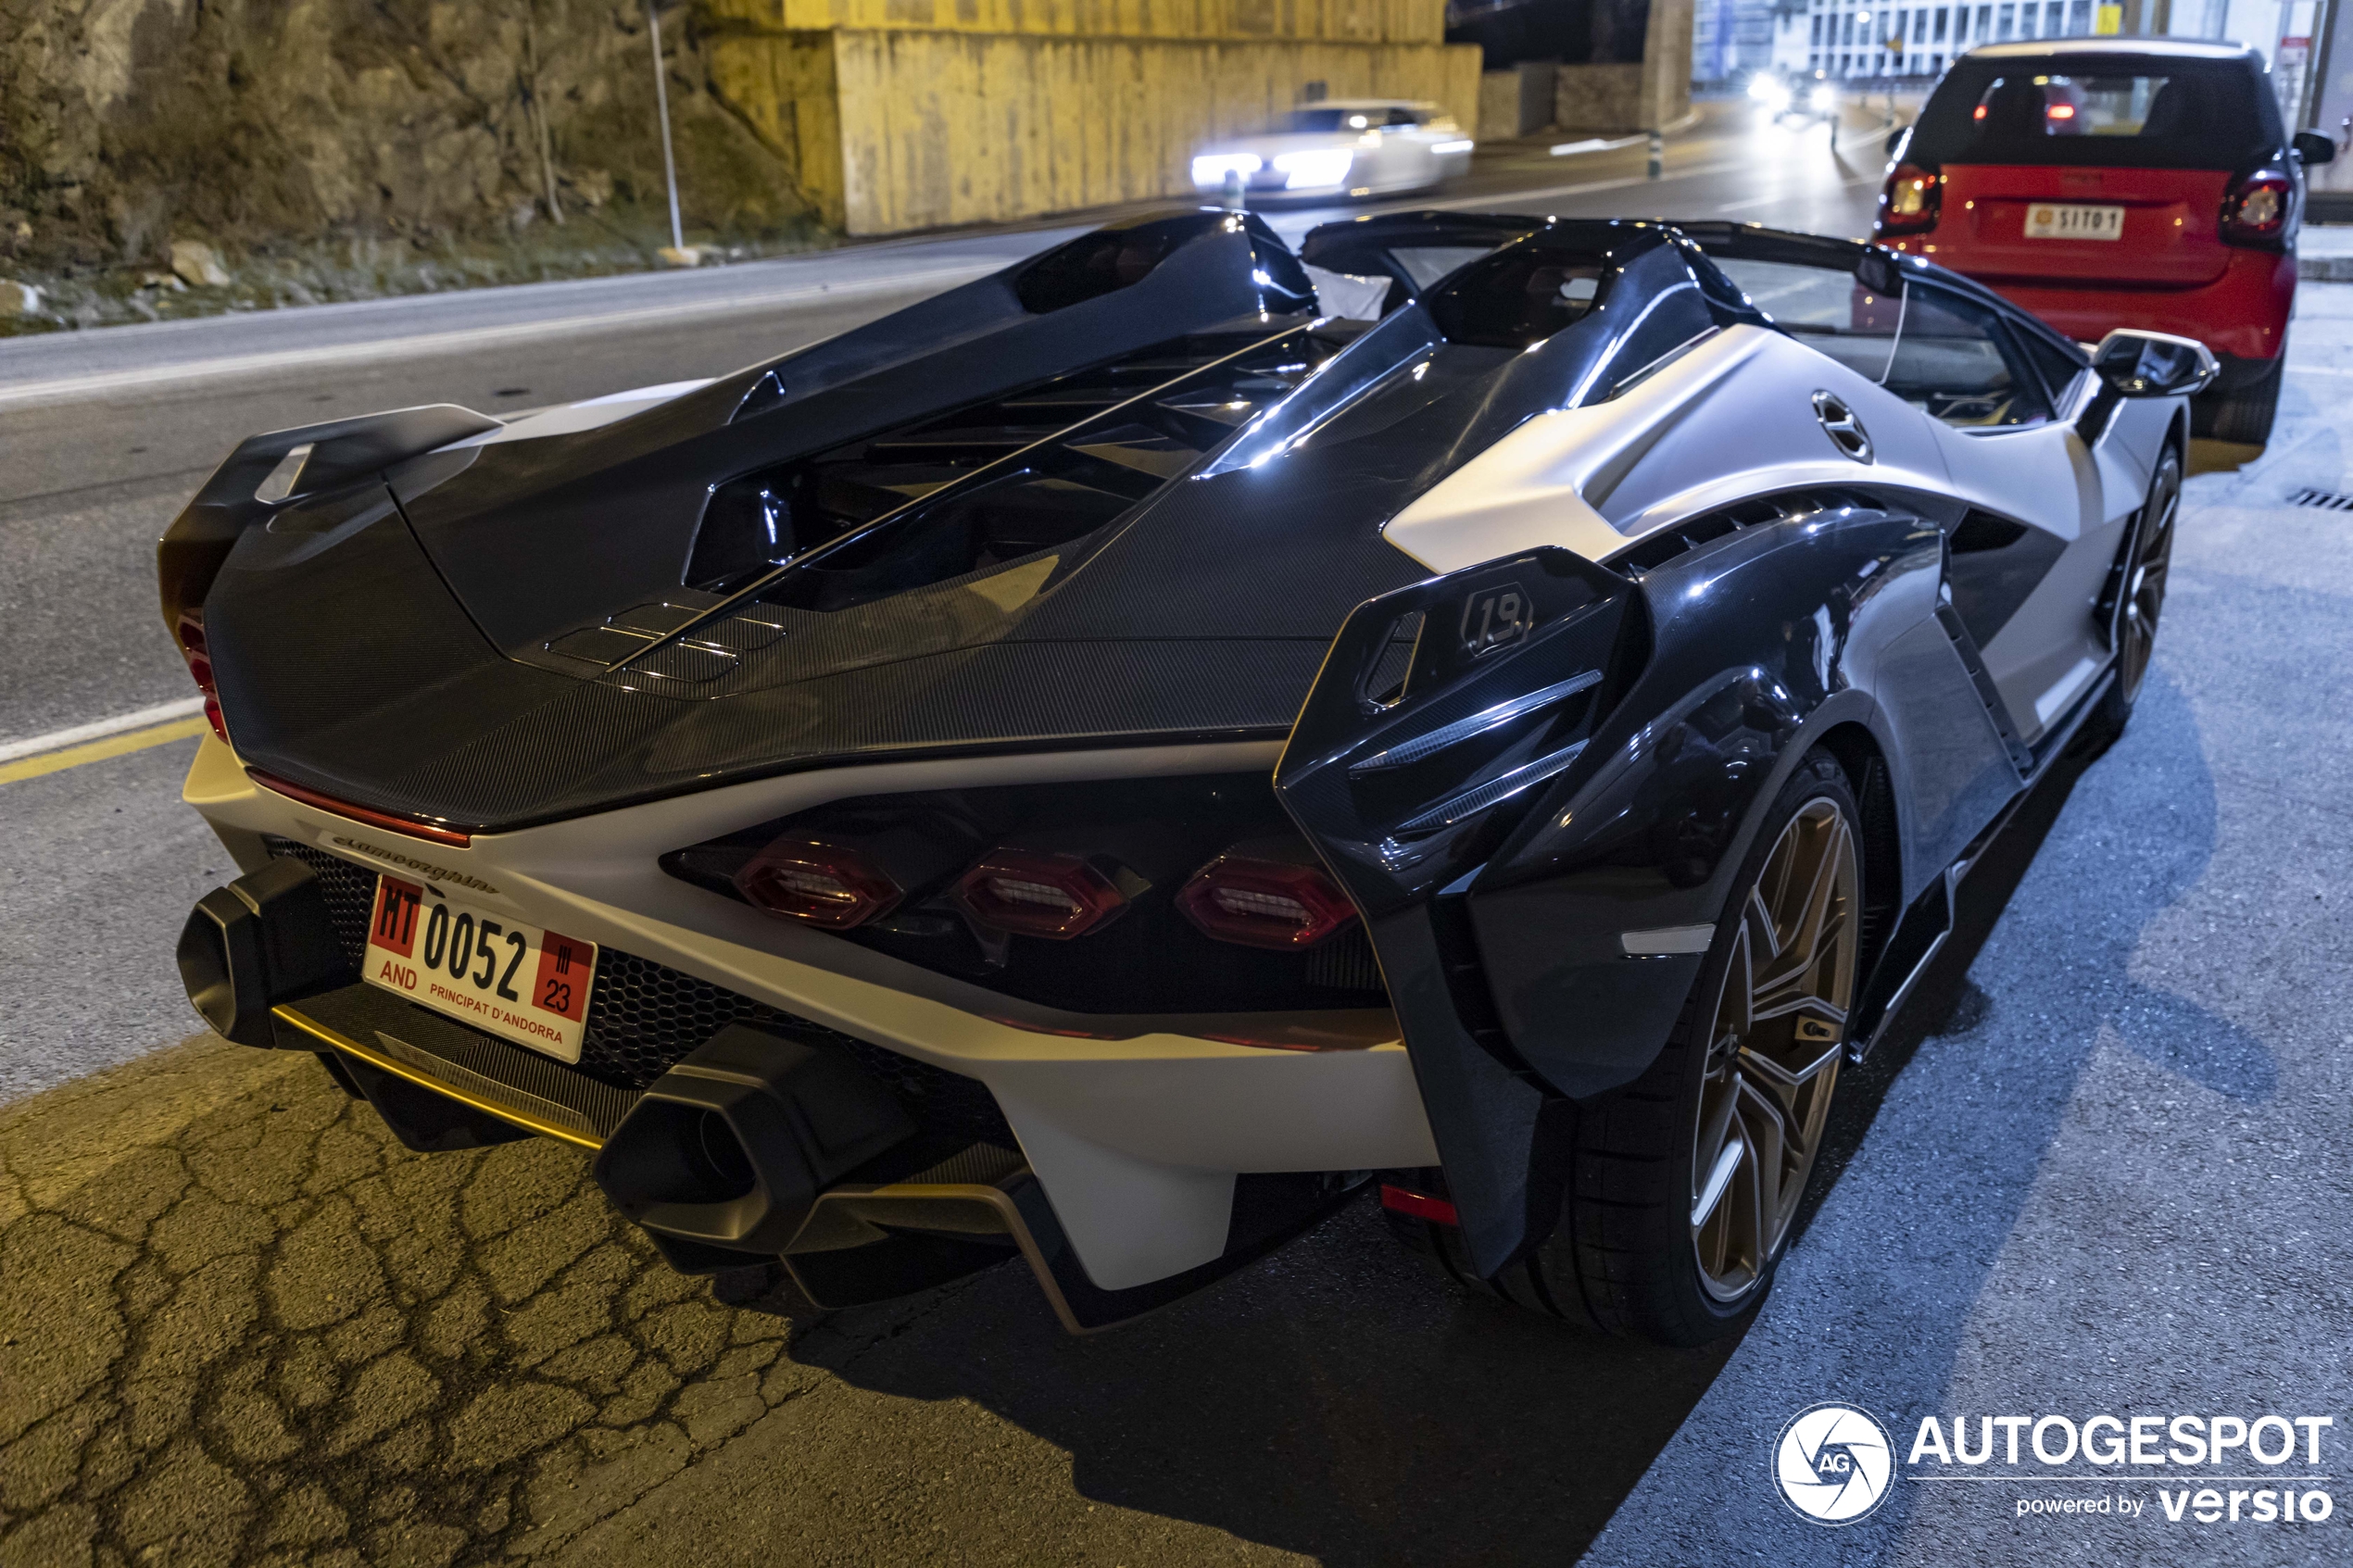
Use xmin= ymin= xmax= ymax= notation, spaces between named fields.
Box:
xmin=453 ymin=378 xmax=716 ymax=445
xmin=1191 ymin=100 xmax=1473 ymax=201
xmin=1383 ymin=319 xmax=2174 ymax=746
xmin=186 ymin=738 xmax=1439 ymax=1293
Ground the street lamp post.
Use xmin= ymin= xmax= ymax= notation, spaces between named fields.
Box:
xmin=648 ymin=2 xmax=687 ymax=261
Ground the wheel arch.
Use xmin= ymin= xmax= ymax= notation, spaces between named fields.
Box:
xmin=1810 ymin=718 xmax=1906 ymax=982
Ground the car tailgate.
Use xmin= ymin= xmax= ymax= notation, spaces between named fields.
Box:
xmin=1940 ymin=164 xmax=2231 ymax=287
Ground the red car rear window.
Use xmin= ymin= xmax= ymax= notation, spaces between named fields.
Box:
xmin=1910 ymin=55 xmax=2281 ymax=171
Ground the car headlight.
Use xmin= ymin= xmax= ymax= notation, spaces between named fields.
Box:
xmin=1192 ymin=153 xmax=1263 ymax=185
xmin=1272 ymin=148 xmax=1354 ymax=189
xmin=1760 ymin=85 xmax=1792 ymax=113
xmin=1748 ymin=76 xmax=1776 ymax=101
xmin=1810 ymin=84 xmax=1837 ymax=112
xmin=1431 ymin=138 xmax=1475 ymax=156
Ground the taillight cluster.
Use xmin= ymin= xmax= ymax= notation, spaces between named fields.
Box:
xmin=174 ymin=609 xmax=229 ymax=743
xmin=953 ymin=850 xmax=1129 ymax=939
xmin=1175 ymin=855 xmax=1357 ymax=949
xmin=1874 ymin=163 xmax=1941 ymax=238
xmin=727 ymin=835 xmax=1359 ymax=949
xmin=733 ymin=839 xmax=901 ymax=929
xmin=2221 ymin=169 xmax=2295 ymax=248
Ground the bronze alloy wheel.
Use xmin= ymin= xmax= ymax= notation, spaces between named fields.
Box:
xmin=1688 ymin=796 xmax=1860 ymax=1303
xmin=1380 ymin=751 xmax=1874 ymax=1344
xmin=2115 ymin=446 xmax=2181 ymax=706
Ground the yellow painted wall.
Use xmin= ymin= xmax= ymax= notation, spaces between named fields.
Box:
xmin=706 ymin=28 xmax=850 ymax=225
xmin=723 ymin=0 xmax=1446 ymax=44
xmin=704 ymin=0 xmax=1478 ymax=235
xmin=831 ymin=31 xmax=1479 ymax=232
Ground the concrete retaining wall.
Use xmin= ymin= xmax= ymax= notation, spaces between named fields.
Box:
xmin=1554 ymin=0 xmax=1693 ymax=132
xmin=711 ymin=4 xmax=1480 ymax=233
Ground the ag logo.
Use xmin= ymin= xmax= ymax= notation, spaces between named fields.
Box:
xmin=1459 ymin=582 xmax=1530 ymax=658
xmin=1773 ymin=1402 xmax=1894 ymax=1525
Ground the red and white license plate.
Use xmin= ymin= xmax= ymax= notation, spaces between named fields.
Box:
xmin=362 ymin=875 xmax=598 ymax=1062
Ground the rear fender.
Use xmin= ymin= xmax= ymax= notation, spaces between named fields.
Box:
xmin=1468 ymin=505 xmax=2004 ymax=1110
xmin=1280 ymin=501 xmax=2015 ymax=1273
xmin=1274 ymin=547 xmax=1638 ymax=1272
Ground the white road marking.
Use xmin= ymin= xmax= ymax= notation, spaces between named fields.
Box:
xmin=0 ymin=263 xmax=1000 ymax=411
xmin=1552 ymin=135 xmax=1646 ymax=157
xmin=0 ymin=696 xmax=207 ymax=765
xmin=1428 ymin=157 xmax=1757 ymax=213
xmin=1714 ymin=172 xmax=1881 ymax=214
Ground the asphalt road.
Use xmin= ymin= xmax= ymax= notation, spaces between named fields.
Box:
xmin=13 ymin=101 xmax=2347 ymax=1567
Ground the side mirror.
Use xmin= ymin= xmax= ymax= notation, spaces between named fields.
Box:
xmin=2295 ymin=130 xmax=2336 ymax=167
xmin=2077 ymin=329 xmax=2219 ymax=444
xmin=2092 ymin=329 xmax=2219 ymax=398
xmin=1853 ymin=245 xmax=1906 ymax=297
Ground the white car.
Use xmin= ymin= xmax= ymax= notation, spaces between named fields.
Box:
xmin=1190 ymin=100 xmax=1473 ymax=201
xmin=1751 ymin=69 xmax=1839 ymax=122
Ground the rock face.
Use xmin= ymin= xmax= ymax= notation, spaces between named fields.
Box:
xmin=169 ymin=239 xmax=230 ymax=289
xmin=0 ymin=2 xmax=814 ymax=275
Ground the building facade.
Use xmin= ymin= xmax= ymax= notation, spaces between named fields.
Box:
xmin=1759 ymin=0 xmax=2272 ymax=82
xmin=1697 ymin=0 xmax=1784 ymax=78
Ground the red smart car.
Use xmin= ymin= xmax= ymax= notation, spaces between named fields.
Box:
xmin=1875 ymin=39 xmax=2334 ymax=444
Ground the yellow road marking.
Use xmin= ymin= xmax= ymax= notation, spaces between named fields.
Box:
xmin=0 ymin=716 xmax=210 ymax=784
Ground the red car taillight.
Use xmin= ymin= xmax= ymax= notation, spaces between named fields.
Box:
xmin=174 ymin=609 xmax=229 ymax=743
xmin=1874 ymin=163 xmax=1941 ymax=237
xmin=2221 ymin=169 xmax=2294 ymax=247
xmin=732 ymin=838 xmax=901 ymax=929
xmin=1380 ymin=1184 xmax=1459 ymax=1225
xmin=952 ymin=849 xmax=1128 ymax=939
xmin=1176 ymin=854 xmax=1357 ymax=950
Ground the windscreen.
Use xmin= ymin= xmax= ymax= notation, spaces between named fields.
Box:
xmin=1283 ymin=108 xmax=1378 ymax=133
xmin=1422 ymin=238 xmax=1607 ymax=349
xmin=1908 ymin=56 xmax=2281 ymax=170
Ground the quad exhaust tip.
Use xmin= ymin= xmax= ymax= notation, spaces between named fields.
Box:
xmin=592 ymin=1023 xmax=918 ymax=1269
xmin=177 ymin=859 xmax=355 ymax=1047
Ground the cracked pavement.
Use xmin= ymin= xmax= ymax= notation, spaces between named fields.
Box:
xmin=0 ymin=1032 xmax=1744 ymax=1568
xmin=0 ymin=1036 xmax=818 ymax=1566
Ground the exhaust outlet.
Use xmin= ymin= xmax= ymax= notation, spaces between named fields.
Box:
xmin=176 ymin=859 xmax=355 ymax=1047
xmin=594 ymin=1023 xmax=916 ymax=1272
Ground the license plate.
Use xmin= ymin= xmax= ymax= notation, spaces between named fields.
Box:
xmin=362 ymin=875 xmax=598 ymax=1062
xmin=2023 ymin=203 xmax=2124 ymax=241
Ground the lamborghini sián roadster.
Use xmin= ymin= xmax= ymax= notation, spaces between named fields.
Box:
xmin=169 ymin=208 xmax=2209 ymax=1341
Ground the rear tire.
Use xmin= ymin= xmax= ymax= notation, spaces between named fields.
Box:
xmin=2192 ymin=354 xmax=2282 ymax=445
xmin=1389 ymin=752 xmax=1867 ymax=1346
xmin=2088 ymin=439 xmax=2183 ymax=746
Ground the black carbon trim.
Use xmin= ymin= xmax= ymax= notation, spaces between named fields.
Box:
xmin=247 ymin=638 xmax=1332 ymax=830
xmin=283 ymin=983 xmax=638 ymax=1141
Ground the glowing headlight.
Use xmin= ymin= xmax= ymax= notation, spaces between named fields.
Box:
xmin=1431 ymin=138 xmax=1475 ymax=156
xmin=1272 ymin=148 xmax=1354 ymax=189
xmin=1192 ymin=153 xmax=1263 ymax=185
xmin=1759 ymin=84 xmax=1792 ymax=113
xmin=1748 ymin=76 xmax=1776 ymax=101
xmin=1810 ymin=83 xmax=1837 ymax=112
